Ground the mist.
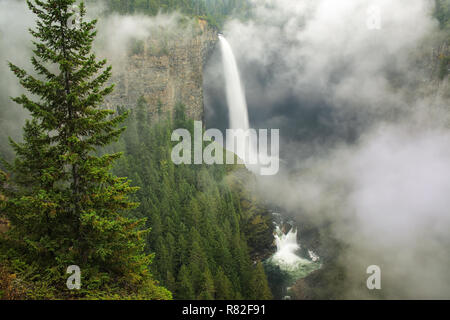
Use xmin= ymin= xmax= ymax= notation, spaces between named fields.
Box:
xmin=204 ymin=0 xmax=450 ymax=298
xmin=0 ymin=0 xmax=35 ymax=159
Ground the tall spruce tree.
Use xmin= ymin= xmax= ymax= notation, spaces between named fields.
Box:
xmin=0 ymin=0 xmax=170 ymax=299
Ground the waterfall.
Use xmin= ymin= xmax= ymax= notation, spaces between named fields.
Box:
xmin=273 ymin=226 xmax=303 ymax=267
xmin=218 ymin=35 xmax=258 ymax=170
xmin=218 ymin=35 xmax=250 ymax=134
xmin=270 ymin=219 xmax=321 ymax=272
xmin=218 ymin=36 xmax=320 ymax=298
xmin=267 ymin=214 xmax=321 ymax=299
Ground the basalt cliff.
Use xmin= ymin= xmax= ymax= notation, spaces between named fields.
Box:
xmin=104 ymin=19 xmax=217 ymax=120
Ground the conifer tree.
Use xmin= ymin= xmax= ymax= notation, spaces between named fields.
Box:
xmin=176 ymin=264 xmax=194 ymax=299
xmin=249 ymin=262 xmax=273 ymax=300
xmin=0 ymin=0 xmax=170 ymax=299
xmin=198 ymin=268 xmax=215 ymax=300
xmin=214 ymin=267 xmax=234 ymax=300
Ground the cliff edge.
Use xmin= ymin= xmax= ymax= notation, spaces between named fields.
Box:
xmin=105 ymin=19 xmax=218 ymax=120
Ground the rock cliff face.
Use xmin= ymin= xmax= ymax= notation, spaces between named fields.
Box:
xmin=105 ymin=19 xmax=217 ymax=120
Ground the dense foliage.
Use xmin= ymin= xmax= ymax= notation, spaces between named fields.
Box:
xmin=107 ymin=100 xmax=274 ymax=300
xmin=0 ymin=0 xmax=170 ymax=299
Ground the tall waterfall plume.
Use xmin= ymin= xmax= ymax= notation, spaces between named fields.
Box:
xmin=218 ymin=35 xmax=250 ymax=133
xmin=218 ymin=35 xmax=259 ymax=172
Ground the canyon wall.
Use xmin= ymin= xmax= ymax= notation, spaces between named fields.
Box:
xmin=104 ymin=19 xmax=217 ymax=120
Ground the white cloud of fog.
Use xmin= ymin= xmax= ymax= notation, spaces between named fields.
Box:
xmin=0 ymin=0 xmax=35 ymax=157
xmin=94 ymin=11 xmax=197 ymax=72
xmin=224 ymin=0 xmax=439 ymax=111
xmin=328 ymin=124 xmax=450 ymax=299
xmin=255 ymin=119 xmax=450 ymax=298
xmin=212 ymin=0 xmax=450 ymax=298
xmin=0 ymin=1 xmax=34 ymax=95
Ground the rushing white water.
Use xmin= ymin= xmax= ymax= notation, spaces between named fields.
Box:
xmin=273 ymin=226 xmax=308 ymax=269
xmin=267 ymin=216 xmax=322 ymax=299
xmin=269 ymin=214 xmax=321 ymax=273
xmin=218 ymin=35 xmax=259 ymax=170
xmin=218 ymin=35 xmax=250 ymax=134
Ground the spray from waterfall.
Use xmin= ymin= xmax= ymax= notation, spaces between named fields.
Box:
xmin=273 ymin=226 xmax=302 ymax=266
